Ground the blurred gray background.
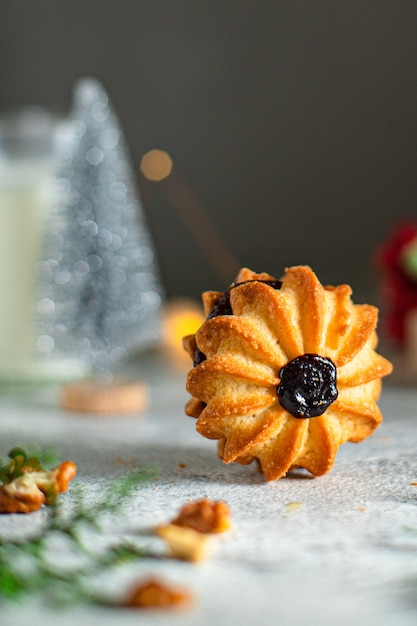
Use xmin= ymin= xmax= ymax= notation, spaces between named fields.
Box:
xmin=1 ymin=0 xmax=416 ymax=302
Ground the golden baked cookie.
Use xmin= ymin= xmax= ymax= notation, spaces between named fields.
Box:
xmin=183 ymin=265 xmax=393 ymax=481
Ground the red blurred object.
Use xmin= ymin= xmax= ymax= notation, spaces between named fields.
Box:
xmin=376 ymin=221 xmax=417 ymax=345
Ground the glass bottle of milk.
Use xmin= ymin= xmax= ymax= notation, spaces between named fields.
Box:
xmin=0 ymin=109 xmax=60 ymax=382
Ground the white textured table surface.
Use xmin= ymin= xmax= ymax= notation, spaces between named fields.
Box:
xmin=0 ymin=353 xmax=417 ymax=626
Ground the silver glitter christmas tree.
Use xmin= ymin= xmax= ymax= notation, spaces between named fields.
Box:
xmin=36 ymin=78 xmax=164 ymax=382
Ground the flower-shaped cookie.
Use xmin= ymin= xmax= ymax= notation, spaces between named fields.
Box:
xmin=183 ymin=266 xmax=393 ymax=481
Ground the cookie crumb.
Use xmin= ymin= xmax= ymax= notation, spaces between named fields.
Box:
xmin=285 ymin=502 xmax=303 ymax=513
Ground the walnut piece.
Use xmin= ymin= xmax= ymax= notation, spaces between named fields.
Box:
xmin=171 ymin=498 xmax=231 ymax=534
xmin=156 ymin=523 xmax=212 ymax=562
xmin=155 ymin=498 xmax=231 ymax=562
xmin=124 ymin=577 xmax=193 ymax=609
xmin=0 ymin=460 xmax=77 ymax=514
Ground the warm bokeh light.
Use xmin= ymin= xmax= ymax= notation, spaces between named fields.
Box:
xmin=161 ymin=299 xmax=205 ymax=368
xmin=140 ymin=149 xmax=173 ymax=182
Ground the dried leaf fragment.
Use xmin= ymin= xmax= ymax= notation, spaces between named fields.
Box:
xmin=124 ymin=577 xmax=193 ymax=609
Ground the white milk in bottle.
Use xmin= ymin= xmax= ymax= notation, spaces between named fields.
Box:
xmin=0 ymin=109 xmax=56 ymax=381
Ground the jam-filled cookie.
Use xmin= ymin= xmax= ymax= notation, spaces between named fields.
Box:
xmin=183 ymin=266 xmax=393 ymax=481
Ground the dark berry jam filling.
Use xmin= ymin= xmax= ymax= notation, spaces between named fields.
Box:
xmin=206 ymin=290 xmax=233 ymax=320
xmin=193 ymin=346 xmax=208 ymax=367
xmin=277 ymin=354 xmax=338 ymax=419
xmin=193 ymin=279 xmax=282 ymax=367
